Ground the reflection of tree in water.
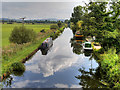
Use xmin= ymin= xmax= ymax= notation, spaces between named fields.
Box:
xmin=75 ymin=66 xmax=107 ymax=88
xmin=3 ymin=76 xmax=13 ymax=87
xmin=2 ymin=69 xmax=25 ymax=87
xmin=70 ymin=32 xmax=113 ymax=88
xmin=70 ymin=37 xmax=83 ymax=55
xmin=12 ymin=70 xmax=25 ymax=77
xmin=83 ymin=51 xmax=92 ymax=57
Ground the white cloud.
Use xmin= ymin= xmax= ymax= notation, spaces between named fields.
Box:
xmin=2 ymin=2 xmax=86 ymax=19
xmin=12 ymin=79 xmax=47 ymax=88
xmin=12 ymin=80 xmax=30 ymax=88
xmin=55 ymin=83 xmax=69 ymax=88
xmin=54 ymin=83 xmax=82 ymax=88
xmin=70 ymin=84 xmax=82 ymax=88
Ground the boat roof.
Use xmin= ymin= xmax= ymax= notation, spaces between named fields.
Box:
xmin=85 ymin=42 xmax=91 ymax=44
xmin=43 ymin=37 xmax=52 ymax=43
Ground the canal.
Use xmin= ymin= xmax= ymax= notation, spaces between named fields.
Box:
xmin=3 ymin=28 xmax=99 ymax=88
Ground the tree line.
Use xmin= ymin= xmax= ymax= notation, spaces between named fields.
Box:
xmin=2 ymin=19 xmax=65 ymax=24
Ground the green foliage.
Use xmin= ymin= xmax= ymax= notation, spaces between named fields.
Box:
xmin=100 ymin=49 xmax=120 ymax=87
xmin=57 ymin=21 xmax=63 ymax=28
xmin=2 ymin=23 xmax=53 ymax=47
xmin=50 ymin=30 xmax=61 ymax=40
xmin=50 ymin=25 xmax=59 ymax=30
xmin=9 ymin=26 xmax=36 ymax=44
xmin=70 ymin=1 xmax=120 ymax=50
xmin=70 ymin=1 xmax=120 ymax=87
xmin=11 ymin=62 xmax=25 ymax=71
xmin=70 ymin=5 xmax=84 ymax=24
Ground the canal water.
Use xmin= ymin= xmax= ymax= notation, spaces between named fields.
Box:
xmin=3 ymin=28 xmax=99 ymax=88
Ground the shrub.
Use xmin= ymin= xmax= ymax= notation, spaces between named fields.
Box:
xmin=50 ymin=25 xmax=59 ymax=30
xmin=11 ymin=62 xmax=25 ymax=72
xmin=57 ymin=21 xmax=63 ymax=28
xmin=40 ymin=29 xmax=45 ymax=33
xmin=9 ymin=26 xmax=36 ymax=44
xmin=100 ymin=49 xmax=120 ymax=87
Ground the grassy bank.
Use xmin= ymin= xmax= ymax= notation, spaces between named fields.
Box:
xmin=2 ymin=23 xmax=52 ymax=47
xmin=2 ymin=23 xmax=65 ymax=76
xmin=93 ymin=48 xmax=120 ymax=87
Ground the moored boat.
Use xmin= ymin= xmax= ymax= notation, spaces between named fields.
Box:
xmin=75 ymin=31 xmax=84 ymax=43
xmin=83 ymin=42 xmax=93 ymax=51
xmin=40 ymin=37 xmax=53 ymax=49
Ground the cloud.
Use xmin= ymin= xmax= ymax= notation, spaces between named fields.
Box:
xmin=12 ymin=80 xmax=30 ymax=88
xmin=70 ymin=84 xmax=82 ymax=88
xmin=54 ymin=83 xmax=82 ymax=88
xmin=55 ymin=83 xmax=69 ymax=88
xmin=2 ymin=2 xmax=86 ymax=19
xmin=12 ymin=79 xmax=47 ymax=88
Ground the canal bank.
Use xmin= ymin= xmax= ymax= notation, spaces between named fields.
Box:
xmin=1 ymin=27 xmax=64 ymax=81
xmin=2 ymin=28 xmax=100 ymax=88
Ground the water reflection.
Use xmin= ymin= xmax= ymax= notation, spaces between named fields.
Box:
xmin=3 ymin=76 xmax=13 ymax=88
xmin=70 ymin=33 xmax=104 ymax=88
xmin=2 ymin=28 xmax=99 ymax=88
xmin=12 ymin=70 xmax=25 ymax=76
xmin=75 ymin=65 xmax=107 ymax=88
xmin=70 ymin=37 xmax=83 ymax=55
xmin=83 ymin=51 xmax=92 ymax=57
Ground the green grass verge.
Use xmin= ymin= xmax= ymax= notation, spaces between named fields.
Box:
xmin=2 ymin=37 xmax=48 ymax=74
xmin=2 ymin=23 xmax=54 ymax=47
xmin=2 ymin=26 xmax=65 ymax=75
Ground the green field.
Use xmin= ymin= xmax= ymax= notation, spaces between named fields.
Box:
xmin=2 ymin=23 xmax=53 ymax=47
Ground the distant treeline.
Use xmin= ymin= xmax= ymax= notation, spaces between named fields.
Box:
xmin=2 ymin=19 xmax=66 ymax=24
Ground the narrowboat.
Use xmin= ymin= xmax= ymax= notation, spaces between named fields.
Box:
xmin=75 ymin=31 xmax=84 ymax=43
xmin=40 ymin=37 xmax=53 ymax=49
xmin=83 ymin=42 xmax=93 ymax=51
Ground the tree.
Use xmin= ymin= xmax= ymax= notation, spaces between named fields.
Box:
xmin=9 ymin=26 xmax=36 ymax=44
xmin=70 ymin=6 xmax=84 ymax=24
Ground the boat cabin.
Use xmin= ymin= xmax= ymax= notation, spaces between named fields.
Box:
xmin=41 ymin=37 xmax=53 ymax=49
xmin=75 ymin=31 xmax=84 ymax=42
xmin=83 ymin=42 xmax=93 ymax=51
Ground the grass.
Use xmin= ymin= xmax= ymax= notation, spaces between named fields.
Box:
xmin=2 ymin=23 xmax=64 ymax=75
xmin=2 ymin=23 xmax=53 ymax=47
xmin=2 ymin=37 xmax=47 ymax=74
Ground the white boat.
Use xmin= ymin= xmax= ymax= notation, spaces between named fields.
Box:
xmin=41 ymin=37 xmax=53 ymax=49
xmin=83 ymin=42 xmax=93 ymax=51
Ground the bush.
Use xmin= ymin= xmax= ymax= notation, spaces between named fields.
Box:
xmin=100 ymin=49 xmax=120 ymax=87
xmin=9 ymin=26 xmax=36 ymax=44
xmin=11 ymin=62 xmax=25 ymax=71
xmin=50 ymin=25 xmax=59 ymax=30
xmin=57 ymin=21 xmax=62 ymax=28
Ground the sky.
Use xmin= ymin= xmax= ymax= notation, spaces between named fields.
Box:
xmin=2 ymin=0 xmax=89 ymax=20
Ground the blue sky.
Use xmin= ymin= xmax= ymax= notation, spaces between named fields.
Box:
xmin=2 ymin=1 xmax=88 ymax=19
